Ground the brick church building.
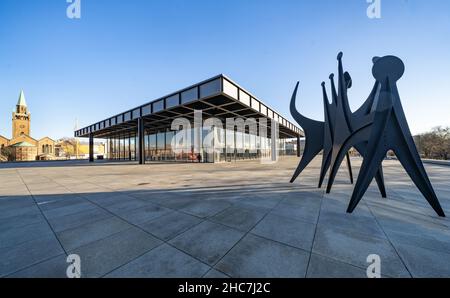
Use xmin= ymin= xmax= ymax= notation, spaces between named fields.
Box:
xmin=0 ymin=91 xmax=55 ymax=161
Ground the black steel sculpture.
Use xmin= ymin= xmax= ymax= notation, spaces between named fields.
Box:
xmin=325 ymin=54 xmax=386 ymax=198
xmin=318 ymin=75 xmax=353 ymax=189
xmin=290 ymin=52 xmax=445 ymax=217
xmin=290 ymin=53 xmax=383 ymax=195
xmin=289 ymin=80 xmax=353 ymax=186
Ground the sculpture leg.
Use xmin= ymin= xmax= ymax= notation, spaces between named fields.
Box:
xmin=347 ymin=146 xmax=387 ymax=213
xmin=290 ymin=144 xmax=322 ymax=183
xmin=374 ymin=166 xmax=387 ymax=198
xmin=318 ymin=149 xmax=332 ymax=188
xmin=326 ymin=144 xmax=352 ymax=193
xmin=393 ymin=136 xmax=445 ymax=217
xmin=354 ymin=142 xmax=387 ymax=198
xmin=346 ymin=152 xmax=354 ymax=184
xmin=347 ymin=109 xmax=392 ymax=213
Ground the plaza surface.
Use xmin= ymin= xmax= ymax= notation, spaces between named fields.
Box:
xmin=1 ymin=157 xmax=450 ymax=278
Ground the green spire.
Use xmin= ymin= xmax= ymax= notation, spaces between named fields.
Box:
xmin=17 ymin=90 xmax=27 ymax=107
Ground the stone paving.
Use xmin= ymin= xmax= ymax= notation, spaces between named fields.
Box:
xmin=1 ymin=157 xmax=450 ymax=278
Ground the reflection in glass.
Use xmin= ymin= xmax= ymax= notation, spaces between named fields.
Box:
xmin=181 ymin=88 xmax=198 ymax=104
xmin=106 ymin=121 xmax=298 ymax=162
xmin=166 ymin=95 xmax=179 ymax=109
xmin=200 ymin=79 xmax=221 ymax=98
xmin=153 ymin=100 xmax=164 ymax=113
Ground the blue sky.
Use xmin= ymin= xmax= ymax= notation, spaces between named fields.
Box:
xmin=0 ymin=0 xmax=449 ymax=139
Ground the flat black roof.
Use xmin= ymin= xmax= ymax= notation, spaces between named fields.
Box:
xmin=74 ymin=74 xmax=303 ymax=139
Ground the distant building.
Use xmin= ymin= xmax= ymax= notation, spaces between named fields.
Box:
xmin=54 ymin=140 xmax=105 ymax=159
xmin=0 ymin=91 xmax=56 ymax=161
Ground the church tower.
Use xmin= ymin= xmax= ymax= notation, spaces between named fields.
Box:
xmin=12 ymin=90 xmax=31 ymax=138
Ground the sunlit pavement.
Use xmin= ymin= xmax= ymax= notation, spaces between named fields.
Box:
xmin=1 ymin=157 xmax=450 ymax=278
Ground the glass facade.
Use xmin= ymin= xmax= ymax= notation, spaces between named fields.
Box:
xmin=106 ymin=125 xmax=296 ymax=163
xmin=85 ymin=76 xmax=302 ymax=163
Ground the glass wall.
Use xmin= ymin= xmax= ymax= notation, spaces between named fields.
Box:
xmin=106 ymin=133 xmax=137 ymax=161
xmin=106 ymin=123 xmax=298 ymax=162
xmin=156 ymin=132 xmax=165 ymax=160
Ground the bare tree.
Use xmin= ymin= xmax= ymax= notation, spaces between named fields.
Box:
xmin=415 ymin=126 xmax=450 ymax=160
xmin=1 ymin=146 xmax=15 ymax=162
xmin=58 ymin=137 xmax=78 ymax=158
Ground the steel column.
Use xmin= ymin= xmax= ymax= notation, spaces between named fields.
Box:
xmin=89 ymin=133 xmax=94 ymax=162
xmin=137 ymin=117 xmax=145 ymax=164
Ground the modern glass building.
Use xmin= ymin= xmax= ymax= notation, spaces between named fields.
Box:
xmin=74 ymin=75 xmax=303 ymax=163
